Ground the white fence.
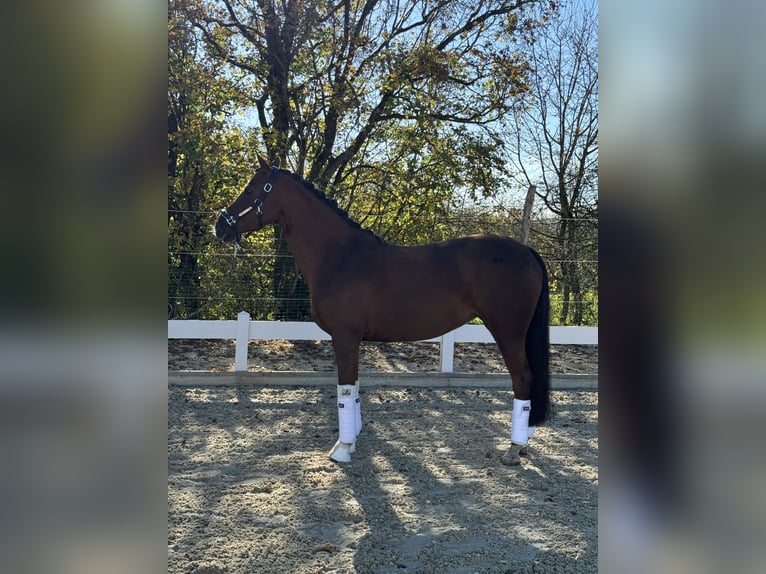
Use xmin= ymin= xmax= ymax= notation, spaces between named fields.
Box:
xmin=168 ymin=312 xmax=598 ymax=373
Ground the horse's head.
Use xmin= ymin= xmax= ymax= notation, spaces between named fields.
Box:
xmin=214 ymin=154 xmax=282 ymax=243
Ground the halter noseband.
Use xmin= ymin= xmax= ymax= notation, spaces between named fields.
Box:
xmin=220 ymin=166 xmax=280 ymax=243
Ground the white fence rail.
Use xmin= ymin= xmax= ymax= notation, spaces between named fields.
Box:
xmin=168 ymin=312 xmax=598 ymax=373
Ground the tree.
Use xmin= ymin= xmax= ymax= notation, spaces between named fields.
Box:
xmin=189 ymin=0 xmax=546 ymax=178
xmin=169 ymin=0 xmax=256 ymax=318
xmin=507 ymin=0 xmax=597 ymax=325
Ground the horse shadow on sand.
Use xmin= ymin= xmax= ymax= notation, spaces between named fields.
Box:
xmin=168 ymin=385 xmax=597 ymax=574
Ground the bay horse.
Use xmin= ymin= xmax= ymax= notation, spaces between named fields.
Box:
xmin=214 ymin=155 xmax=550 ymax=466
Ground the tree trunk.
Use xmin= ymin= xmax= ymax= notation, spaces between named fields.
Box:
xmin=556 ymin=219 xmax=570 ymax=325
xmin=568 ymin=221 xmax=584 ymax=325
xmin=177 ymin=170 xmax=205 ymax=318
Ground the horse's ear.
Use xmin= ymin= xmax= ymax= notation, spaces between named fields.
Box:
xmin=271 ymin=156 xmax=280 ymax=168
xmin=257 ymin=153 xmax=271 ymax=171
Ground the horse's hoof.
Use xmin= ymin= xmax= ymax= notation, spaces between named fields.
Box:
xmin=329 ymin=440 xmax=353 ymax=463
xmin=501 ymin=450 xmax=521 ymax=466
xmin=501 ymin=444 xmax=529 ymax=466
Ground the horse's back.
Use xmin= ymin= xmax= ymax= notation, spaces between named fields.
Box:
xmin=369 ymin=234 xmax=532 ymax=297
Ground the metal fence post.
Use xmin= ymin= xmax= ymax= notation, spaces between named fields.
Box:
xmin=234 ymin=311 xmax=250 ymax=372
xmin=440 ymin=329 xmax=455 ymax=373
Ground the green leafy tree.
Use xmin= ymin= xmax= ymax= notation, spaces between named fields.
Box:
xmin=169 ymin=0 xmax=261 ymax=318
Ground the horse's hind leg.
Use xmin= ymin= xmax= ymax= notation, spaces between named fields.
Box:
xmin=487 ymin=327 xmax=535 ymax=466
xmin=329 ymin=334 xmax=361 ymax=463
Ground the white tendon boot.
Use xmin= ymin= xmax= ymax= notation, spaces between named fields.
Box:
xmin=329 ymin=385 xmax=357 ymax=463
xmin=501 ymin=398 xmax=531 ymax=466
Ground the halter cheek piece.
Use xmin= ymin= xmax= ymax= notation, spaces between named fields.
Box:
xmin=220 ymin=166 xmax=279 ymax=243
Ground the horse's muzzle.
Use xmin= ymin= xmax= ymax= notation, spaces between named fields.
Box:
xmin=214 ymin=215 xmax=237 ymax=243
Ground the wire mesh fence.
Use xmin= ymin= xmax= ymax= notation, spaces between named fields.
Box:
xmin=168 ymin=211 xmax=598 ymax=325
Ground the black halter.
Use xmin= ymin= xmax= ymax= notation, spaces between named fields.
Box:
xmin=220 ymin=166 xmax=280 ymax=243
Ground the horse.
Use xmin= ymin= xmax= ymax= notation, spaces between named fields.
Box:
xmin=214 ymin=154 xmax=551 ymax=466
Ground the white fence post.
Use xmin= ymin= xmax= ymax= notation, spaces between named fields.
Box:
xmin=440 ymin=330 xmax=455 ymax=373
xmin=234 ymin=311 xmax=250 ymax=372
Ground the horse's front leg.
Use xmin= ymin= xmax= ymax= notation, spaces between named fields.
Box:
xmin=329 ymin=334 xmax=361 ymax=463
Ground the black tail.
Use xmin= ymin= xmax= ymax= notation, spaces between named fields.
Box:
xmin=527 ymin=248 xmax=551 ymax=426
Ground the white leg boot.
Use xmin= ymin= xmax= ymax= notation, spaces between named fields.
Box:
xmin=329 ymin=384 xmax=357 ymax=463
xmin=501 ymin=398 xmax=531 ymax=466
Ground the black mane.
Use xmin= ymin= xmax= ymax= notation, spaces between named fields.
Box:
xmin=283 ymin=170 xmax=385 ymax=243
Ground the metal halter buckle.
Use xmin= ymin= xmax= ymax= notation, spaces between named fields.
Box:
xmin=221 ymin=208 xmax=237 ymax=227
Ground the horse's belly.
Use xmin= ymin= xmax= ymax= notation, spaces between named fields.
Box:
xmin=363 ymin=299 xmax=473 ymax=342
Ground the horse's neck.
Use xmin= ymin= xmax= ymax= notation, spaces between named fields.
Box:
xmin=278 ymin=185 xmax=359 ymax=286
